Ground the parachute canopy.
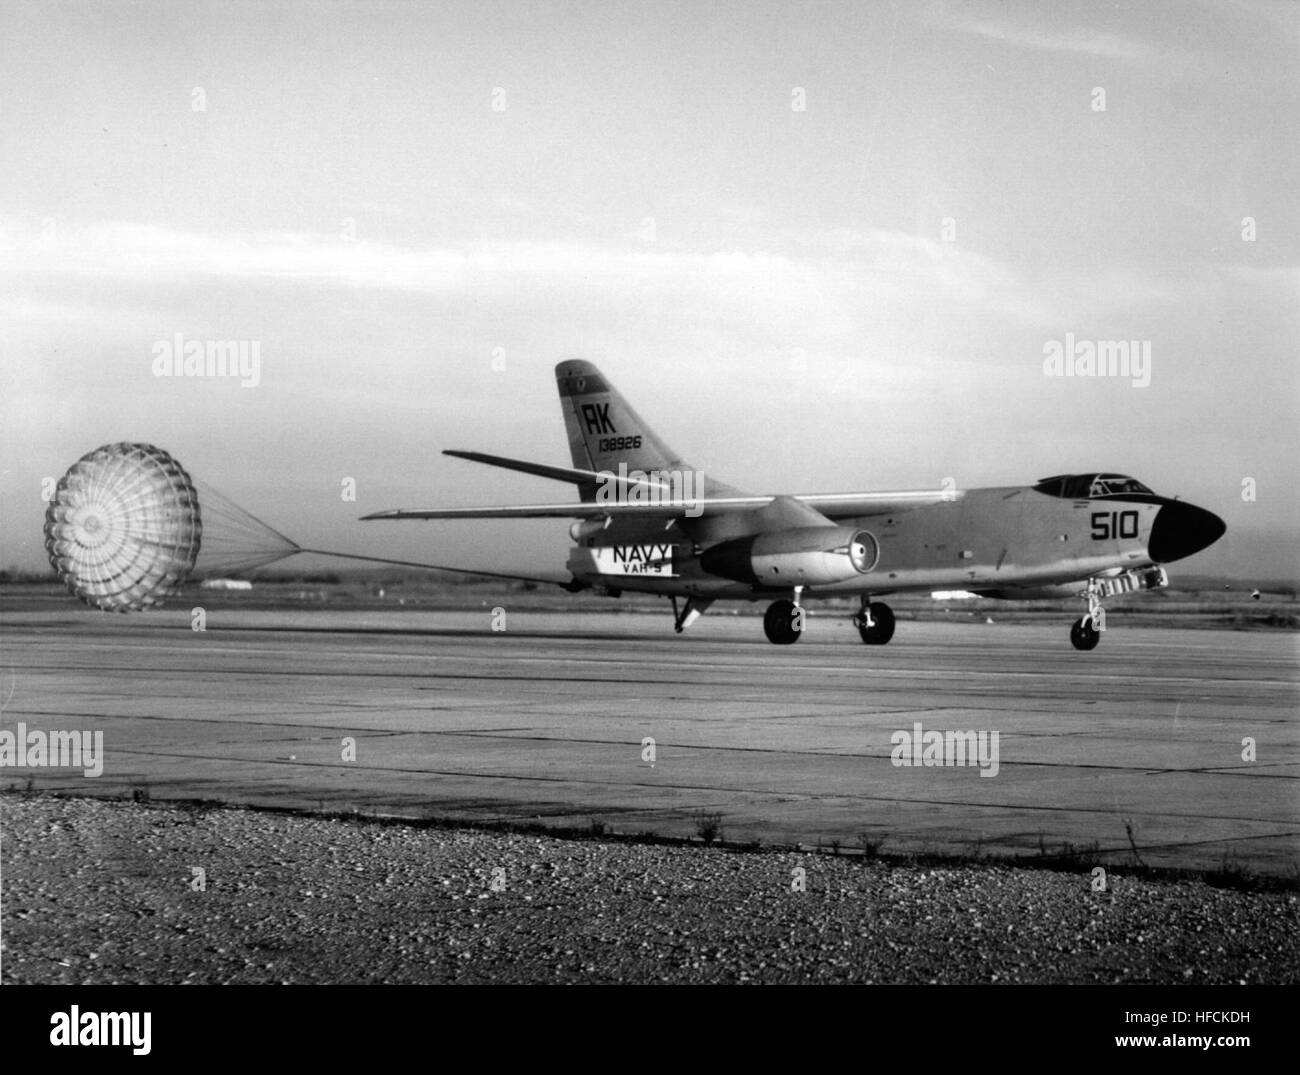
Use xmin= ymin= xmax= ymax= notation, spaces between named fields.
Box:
xmin=45 ymin=443 xmax=300 ymax=612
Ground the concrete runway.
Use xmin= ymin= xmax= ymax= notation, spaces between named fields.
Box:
xmin=2 ymin=607 xmax=1297 ymax=875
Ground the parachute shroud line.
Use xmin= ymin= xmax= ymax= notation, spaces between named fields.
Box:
xmin=45 ymin=442 xmax=549 ymax=612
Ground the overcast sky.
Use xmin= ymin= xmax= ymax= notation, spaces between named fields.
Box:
xmin=2 ymin=0 xmax=1296 ymax=582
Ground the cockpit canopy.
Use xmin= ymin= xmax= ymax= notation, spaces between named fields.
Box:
xmin=1033 ymin=473 xmax=1155 ymax=499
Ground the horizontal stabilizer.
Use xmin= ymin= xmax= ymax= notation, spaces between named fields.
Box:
xmin=443 ymin=450 xmax=672 ymax=491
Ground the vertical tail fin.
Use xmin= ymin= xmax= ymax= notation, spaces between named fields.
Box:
xmin=555 ymin=360 xmax=693 ymax=501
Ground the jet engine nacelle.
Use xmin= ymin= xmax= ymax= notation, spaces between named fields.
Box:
xmin=700 ymin=526 xmax=878 ymax=587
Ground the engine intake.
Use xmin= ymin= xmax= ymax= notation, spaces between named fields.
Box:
xmin=700 ymin=526 xmax=878 ymax=587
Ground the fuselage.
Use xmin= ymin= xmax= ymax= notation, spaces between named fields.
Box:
xmin=567 ymin=480 xmax=1224 ymax=600
xmin=364 ymin=360 xmax=1228 ymax=648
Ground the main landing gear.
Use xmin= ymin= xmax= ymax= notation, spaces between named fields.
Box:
xmin=763 ymin=588 xmax=804 ymax=645
xmin=852 ymin=595 xmax=895 ymax=645
xmin=759 ymin=592 xmax=897 ymax=646
xmin=1070 ymin=581 xmax=1106 ymax=651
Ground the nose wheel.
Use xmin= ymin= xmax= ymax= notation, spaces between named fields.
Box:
xmin=1070 ymin=582 xmax=1106 ymax=650
xmin=853 ymin=597 xmax=895 ymax=645
xmin=1070 ymin=617 xmax=1100 ymax=650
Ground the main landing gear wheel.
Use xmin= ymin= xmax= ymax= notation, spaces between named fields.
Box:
xmin=854 ymin=600 xmax=895 ymax=645
xmin=763 ymin=599 xmax=803 ymax=645
xmin=1070 ymin=616 xmax=1100 ymax=651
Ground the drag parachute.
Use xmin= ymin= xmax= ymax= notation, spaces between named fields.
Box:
xmin=44 ymin=443 xmax=300 ymax=612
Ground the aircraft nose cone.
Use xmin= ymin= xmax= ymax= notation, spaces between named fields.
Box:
xmin=1148 ymin=501 xmax=1226 ymax=563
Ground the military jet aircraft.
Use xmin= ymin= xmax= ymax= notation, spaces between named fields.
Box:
xmin=362 ymin=360 xmax=1225 ymax=649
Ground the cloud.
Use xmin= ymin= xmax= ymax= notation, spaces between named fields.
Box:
xmin=911 ymin=0 xmax=1210 ymax=68
xmin=0 ymin=217 xmax=1053 ymax=334
xmin=939 ymin=17 xmax=1152 ymax=62
xmin=914 ymin=0 xmax=1296 ymax=90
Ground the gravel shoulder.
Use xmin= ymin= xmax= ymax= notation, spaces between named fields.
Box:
xmin=3 ymin=795 xmax=1296 ymax=984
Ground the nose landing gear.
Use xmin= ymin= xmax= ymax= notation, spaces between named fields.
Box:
xmin=1070 ymin=581 xmax=1105 ymax=651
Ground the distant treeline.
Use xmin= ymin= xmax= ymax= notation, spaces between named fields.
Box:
xmin=230 ymin=568 xmax=540 ymax=588
xmin=1175 ymin=575 xmax=1298 ymax=597
xmin=1 ymin=566 xmax=1293 ymax=595
xmin=0 ymin=568 xmax=59 ymax=583
xmin=0 ymin=566 xmax=531 ymax=587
